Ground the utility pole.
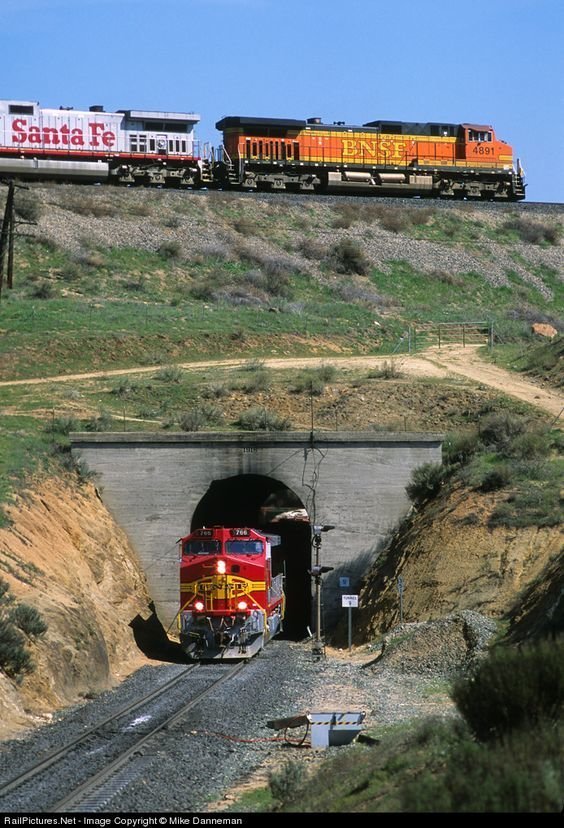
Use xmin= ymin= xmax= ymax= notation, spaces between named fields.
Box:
xmin=0 ymin=181 xmax=15 ymax=301
xmin=0 ymin=180 xmax=32 ymax=301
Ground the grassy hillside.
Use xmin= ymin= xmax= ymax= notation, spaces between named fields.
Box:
xmin=0 ymin=185 xmax=562 ymax=524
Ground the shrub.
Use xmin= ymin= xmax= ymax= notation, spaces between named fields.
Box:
xmin=154 ymin=366 xmax=183 ymax=383
xmin=30 ymin=281 xmax=56 ymax=299
xmin=84 ymin=411 xmax=113 ymax=432
xmin=406 ymin=462 xmax=448 ymax=505
xmin=477 ymin=463 xmax=512 ymax=492
xmin=240 ymin=369 xmax=270 ymax=393
xmin=509 ymin=430 xmax=551 ymax=460
xmin=111 ymin=378 xmax=138 ymax=398
xmin=158 ymin=241 xmax=182 ymax=260
xmin=402 ymin=719 xmax=563 ymax=813
xmin=201 ymin=382 xmax=229 ymax=399
xmin=9 ymin=604 xmax=48 ymax=638
xmin=0 ymin=619 xmax=33 ymax=679
xmin=478 ymin=413 xmax=527 ymax=450
xmin=178 ymin=403 xmax=223 ymax=432
xmin=379 ymin=210 xmax=410 ymax=234
xmin=291 ymin=364 xmax=336 ymax=395
xmin=236 ymin=407 xmax=291 ymax=431
xmin=502 ymin=217 xmax=561 ymax=245
xmin=268 ymin=761 xmax=305 ymax=805
xmin=451 ymin=638 xmax=564 ymax=742
xmin=44 ymin=415 xmax=80 ymax=435
xmin=329 ymin=239 xmax=370 ymax=275
xmin=368 ymin=360 xmax=403 ymax=379
xmin=233 ymin=217 xmax=258 ymax=236
xmin=443 ymin=430 xmax=481 ymax=466
xmin=15 ymin=192 xmax=41 ymax=223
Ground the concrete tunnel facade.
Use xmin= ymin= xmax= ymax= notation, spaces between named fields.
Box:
xmin=71 ymin=431 xmax=442 ymax=635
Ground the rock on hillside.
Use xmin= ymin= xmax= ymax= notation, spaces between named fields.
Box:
xmin=0 ymin=478 xmax=152 ymax=738
xmin=356 ymin=483 xmax=563 ymax=642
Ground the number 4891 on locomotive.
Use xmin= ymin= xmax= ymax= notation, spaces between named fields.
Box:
xmin=178 ymin=527 xmax=285 ymax=660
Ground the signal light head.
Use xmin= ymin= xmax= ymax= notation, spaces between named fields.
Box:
xmin=194 ymin=601 xmax=204 ymax=612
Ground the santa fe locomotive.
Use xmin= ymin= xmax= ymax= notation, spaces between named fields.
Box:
xmin=178 ymin=526 xmax=285 ymax=660
xmin=0 ymin=98 xmax=525 ymax=200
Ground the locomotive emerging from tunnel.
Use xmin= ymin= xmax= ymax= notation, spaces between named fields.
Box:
xmin=179 ymin=526 xmax=285 ymax=660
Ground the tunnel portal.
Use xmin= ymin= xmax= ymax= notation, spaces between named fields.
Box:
xmin=192 ymin=474 xmax=311 ymax=639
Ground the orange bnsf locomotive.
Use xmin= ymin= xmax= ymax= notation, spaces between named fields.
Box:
xmin=215 ymin=116 xmax=525 ymax=200
xmin=179 ymin=526 xmax=284 ymax=660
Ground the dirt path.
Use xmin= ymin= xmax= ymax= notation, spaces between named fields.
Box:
xmin=1 ymin=345 xmax=562 ymax=420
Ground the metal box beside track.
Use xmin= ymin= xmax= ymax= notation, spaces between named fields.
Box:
xmin=307 ymin=711 xmax=365 ymax=748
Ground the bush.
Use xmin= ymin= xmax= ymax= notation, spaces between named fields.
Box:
xmin=240 ymin=369 xmax=270 ymax=393
xmin=9 ymin=604 xmax=48 ymax=638
xmin=402 ymin=719 xmax=563 ymax=813
xmin=201 ymin=382 xmax=229 ymax=399
xmin=236 ymin=407 xmax=292 ymax=431
xmin=30 ymin=281 xmax=56 ymax=299
xmin=406 ymin=462 xmax=448 ymax=505
xmin=44 ymin=415 xmax=80 ymax=435
xmin=158 ymin=241 xmax=182 ymax=260
xmin=443 ymin=430 xmax=481 ymax=466
xmin=154 ymin=366 xmax=183 ymax=383
xmin=178 ymin=403 xmax=223 ymax=432
xmin=329 ymin=239 xmax=370 ymax=275
xmin=368 ymin=360 xmax=403 ymax=380
xmin=478 ymin=413 xmax=527 ymax=450
xmin=291 ymin=364 xmax=337 ymax=395
xmin=268 ymin=761 xmax=305 ymax=806
xmin=15 ymin=192 xmax=41 ymax=223
xmin=477 ymin=463 xmax=512 ymax=492
xmin=84 ymin=411 xmax=113 ymax=432
xmin=451 ymin=638 xmax=564 ymax=741
xmin=502 ymin=217 xmax=561 ymax=245
xmin=0 ymin=619 xmax=33 ymax=678
xmin=111 ymin=378 xmax=138 ymax=398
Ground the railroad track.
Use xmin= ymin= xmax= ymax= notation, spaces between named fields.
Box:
xmin=0 ymin=661 xmax=245 ymax=813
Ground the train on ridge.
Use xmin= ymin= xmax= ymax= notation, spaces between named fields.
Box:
xmin=0 ymin=98 xmax=525 ymax=200
xmin=178 ymin=526 xmax=285 ymax=660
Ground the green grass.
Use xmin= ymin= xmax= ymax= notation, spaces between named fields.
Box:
xmin=0 ymin=416 xmax=60 ymax=526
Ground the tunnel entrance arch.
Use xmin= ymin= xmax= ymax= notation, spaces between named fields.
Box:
xmin=191 ymin=474 xmax=311 ymax=639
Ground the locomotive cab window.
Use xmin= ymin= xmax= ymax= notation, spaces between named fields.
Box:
xmin=226 ymin=540 xmax=263 ymax=556
xmin=183 ymin=539 xmax=221 ymax=556
xmin=468 ymin=130 xmax=492 ymax=142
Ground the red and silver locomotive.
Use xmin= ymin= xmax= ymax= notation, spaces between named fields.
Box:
xmin=0 ymin=99 xmax=212 ymax=186
xmin=178 ymin=526 xmax=285 ymax=660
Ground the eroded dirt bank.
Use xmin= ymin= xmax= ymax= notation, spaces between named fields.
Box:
xmin=0 ymin=478 xmax=153 ymax=739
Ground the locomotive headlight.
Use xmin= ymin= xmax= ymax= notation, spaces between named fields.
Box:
xmin=194 ymin=601 xmax=205 ymax=611
xmin=216 ymin=560 xmax=227 ymax=574
xmin=237 ymin=601 xmax=248 ymax=611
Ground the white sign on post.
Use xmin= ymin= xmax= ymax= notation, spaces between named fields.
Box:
xmin=342 ymin=594 xmax=359 ymax=608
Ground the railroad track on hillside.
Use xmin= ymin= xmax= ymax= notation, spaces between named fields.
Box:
xmin=0 ymin=662 xmax=245 ymax=813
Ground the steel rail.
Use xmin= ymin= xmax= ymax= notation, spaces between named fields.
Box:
xmin=0 ymin=664 xmax=199 ymax=798
xmin=49 ymin=661 xmax=246 ymax=812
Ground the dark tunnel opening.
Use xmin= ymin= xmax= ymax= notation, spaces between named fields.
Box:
xmin=191 ymin=474 xmax=311 ymax=639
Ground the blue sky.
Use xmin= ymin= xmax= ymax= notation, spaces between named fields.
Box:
xmin=1 ymin=0 xmax=562 ymax=202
